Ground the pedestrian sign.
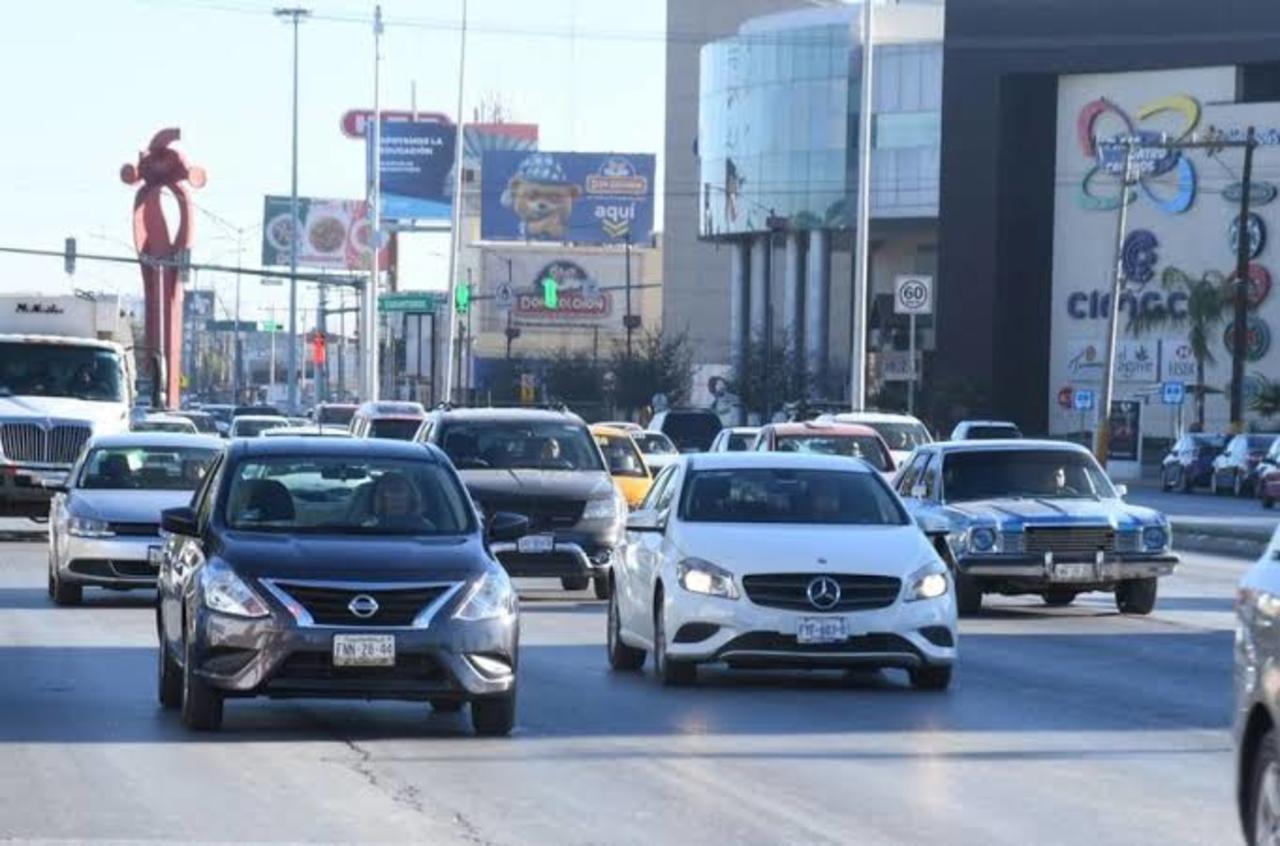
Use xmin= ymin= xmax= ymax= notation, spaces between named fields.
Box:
xmin=1073 ymin=389 xmax=1095 ymax=412
xmin=1161 ymin=381 xmax=1186 ymax=405
xmin=495 ymin=283 xmax=514 ymax=311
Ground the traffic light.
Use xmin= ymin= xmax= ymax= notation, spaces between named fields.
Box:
xmin=541 ymin=276 xmax=559 ymax=309
xmin=455 ymin=282 xmax=471 ymax=315
xmin=64 ymin=237 xmax=76 ymax=275
xmin=311 ymin=332 xmax=327 ymax=366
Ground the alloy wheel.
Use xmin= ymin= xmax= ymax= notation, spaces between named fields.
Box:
xmin=1256 ymin=759 xmax=1280 ymax=846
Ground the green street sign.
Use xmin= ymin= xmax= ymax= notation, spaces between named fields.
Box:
xmin=259 ymin=321 xmax=283 ymax=333
xmin=379 ymin=291 xmax=446 ymax=314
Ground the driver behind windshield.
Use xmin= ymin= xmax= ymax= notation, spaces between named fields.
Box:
xmin=367 ymin=472 xmax=429 ymax=531
xmin=1051 ymin=466 xmax=1080 ymax=496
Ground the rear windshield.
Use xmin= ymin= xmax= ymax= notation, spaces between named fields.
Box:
xmin=1247 ymin=436 xmax=1276 ymax=451
xmin=726 ymin=432 xmax=755 ymax=451
xmin=634 ymin=433 xmax=677 ymax=454
xmin=680 ymin=468 xmax=907 ymax=525
xmin=438 ymin=421 xmax=604 ymax=472
xmin=317 ymin=406 xmax=357 ymax=426
xmin=965 ymin=425 xmax=1021 ymax=440
xmin=134 ymin=420 xmax=195 ymax=434
xmin=369 ymin=419 xmax=423 ymax=440
xmin=79 ymin=446 xmax=218 ymax=491
xmin=177 ymin=413 xmax=218 ymax=433
xmin=773 ymin=435 xmax=892 ymax=472
xmin=658 ymin=413 xmax=721 ymax=452
xmin=864 ymin=421 xmax=932 ymax=452
xmin=233 ymin=419 xmax=288 ymax=437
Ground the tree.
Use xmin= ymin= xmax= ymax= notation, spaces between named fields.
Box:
xmin=1250 ymin=374 xmax=1280 ymax=420
xmin=610 ymin=330 xmax=693 ymax=417
xmin=543 ymin=347 xmax=602 ymax=405
xmin=731 ymin=334 xmax=812 ymax=422
xmin=1131 ymin=267 xmax=1232 ymax=429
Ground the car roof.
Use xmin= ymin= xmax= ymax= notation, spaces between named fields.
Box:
xmin=768 ymin=421 xmax=880 ymax=438
xmin=955 ymin=419 xmax=1019 ymax=428
xmin=590 ymin=424 xmax=635 ymax=437
xmin=686 ymin=450 xmax=878 ymax=474
xmin=143 ymin=413 xmax=194 ymax=422
xmin=232 ymin=415 xmax=289 ymax=424
xmin=262 ymin=426 xmax=351 ymax=437
xmin=928 ymin=438 xmax=1092 ymax=455
xmin=88 ymin=432 xmax=224 ymax=450
xmin=432 ymin=406 xmax=586 ymax=424
xmin=231 ymin=436 xmax=442 ymax=461
xmin=827 ymin=411 xmax=926 ymax=425
xmin=357 ymin=401 xmax=426 ymax=418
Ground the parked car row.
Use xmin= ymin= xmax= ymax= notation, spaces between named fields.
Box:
xmin=1160 ymin=432 xmax=1280 ymax=507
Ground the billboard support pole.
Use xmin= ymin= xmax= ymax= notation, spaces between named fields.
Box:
xmin=363 ymin=5 xmax=384 ymax=403
xmin=849 ymin=0 xmax=874 ymax=412
xmin=1229 ymin=126 xmax=1256 ymax=433
xmin=442 ymin=0 xmax=469 ymax=404
xmin=274 ymin=6 xmax=310 ymax=413
xmin=625 ymin=234 xmax=634 ymax=363
xmin=1094 ymin=138 xmax=1136 ymax=464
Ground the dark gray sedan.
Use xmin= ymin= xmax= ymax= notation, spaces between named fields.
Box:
xmin=1235 ymin=526 xmax=1280 ymax=845
xmin=156 ymin=437 xmax=526 ymax=734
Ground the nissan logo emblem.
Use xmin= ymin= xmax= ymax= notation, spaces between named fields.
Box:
xmin=806 ymin=576 xmax=841 ymax=611
xmin=348 ymin=594 xmax=380 ymax=619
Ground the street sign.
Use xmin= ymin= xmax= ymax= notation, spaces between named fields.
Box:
xmin=1161 ymin=381 xmax=1186 ymax=405
xmin=340 ymin=109 xmax=450 ymax=140
xmin=206 ymin=320 xmax=257 ymax=333
xmin=378 ymin=291 xmax=446 ymax=314
xmin=1073 ymin=389 xmax=1096 ymax=411
xmin=495 ymin=283 xmax=514 ymax=311
xmin=893 ymin=274 xmax=934 ymax=316
xmin=259 ymin=321 xmax=283 ymax=333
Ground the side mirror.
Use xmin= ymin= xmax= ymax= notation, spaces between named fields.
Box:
xmin=488 ymin=511 xmax=529 ymax=543
xmin=626 ymin=509 xmax=665 ymax=534
xmin=1114 ymin=483 xmax=1129 ymax=498
xmin=160 ymin=506 xmax=199 ymax=537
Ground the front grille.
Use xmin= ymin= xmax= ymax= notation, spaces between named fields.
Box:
xmin=1114 ymin=530 xmax=1141 ymax=554
xmin=718 ymin=631 xmax=918 ymax=656
xmin=1000 ymin=531 xmax=1026 ymax=555
xmin=478 ymin=496 xmax=585 ymax=532
xmin=274 ymin=651 xmax=443 ymax=682
xmin=108 ymin=522 xmax=159 ymax=537
xmin=271 ymin=582 xmax=454 ymax=627
xmin=742 ymin=573 xmax=901 ymax=613
xmin=1024 ymin=526 xmax=1115 ymax=556
xmin=67 ymin=559 xmax=155 ymax=579
xmin=0 ymin=423 xmax=91 ymax=464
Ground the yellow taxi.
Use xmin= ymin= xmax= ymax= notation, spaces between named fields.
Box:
xmin=590 ymin=424 xmax=653 ymax=509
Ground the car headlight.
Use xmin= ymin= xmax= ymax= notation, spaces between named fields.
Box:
xmin=1143 ymin=525 xmax=1169 ymax=552
xmin=677 ymin=557 xmax=739 ymax=599
xmin=968 ymin=526 xmax=998 ymax=553
xmin=582 ymin=494 xmax=624 ymax=522
xmin=200 ymin=563 xmax=270 ymax=618
xmin=906 ymin=563 xmax=950 ymax=602
xmin=455 ymin=571 xmax=518 ymax=621
xmin=68 ymin=516 xmax=114 ymax=538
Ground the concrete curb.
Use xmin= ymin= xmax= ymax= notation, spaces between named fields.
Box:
xmin=1173 ymin=520 xmax=1272 ymax=560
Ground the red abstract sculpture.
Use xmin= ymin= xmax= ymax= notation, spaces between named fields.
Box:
xmin=121 ymin=128 xmax=206 ymax=408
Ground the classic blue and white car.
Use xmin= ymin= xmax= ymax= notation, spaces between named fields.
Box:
xmin=892 ymin=440 xmax=1177 ymax=616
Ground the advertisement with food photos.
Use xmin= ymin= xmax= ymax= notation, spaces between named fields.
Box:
xmin=480 ymin=151 xmax=655 ymax=244
xmin=260 ymin=196 xmax=388 ymax=271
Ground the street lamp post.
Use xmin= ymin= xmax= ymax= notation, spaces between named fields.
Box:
xmin=442 ymin=0 xmax=469 ymax=403
xmin=363 ymin=5 xmax=384 ymax=403
xmin=274 ymin=6 xmax=310 ymax=413
xmin=849 ymin=0 xmax=874 ymax=412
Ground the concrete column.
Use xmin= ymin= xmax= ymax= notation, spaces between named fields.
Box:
xmin=749 ymin=235 xmax=770 ymax=346
xmin=728 ymin=239 xmax=750 ymax=377
xmin=805 ymin=228 xmax=830 ymax=389
xmin=783 ymin=232 xmax=804 ymax=363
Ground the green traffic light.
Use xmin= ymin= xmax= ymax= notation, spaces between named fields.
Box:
xmin=455 ymin=283 xmax=471 ymax=314
xmin=542 ymin=277 xmax=558 ymax=309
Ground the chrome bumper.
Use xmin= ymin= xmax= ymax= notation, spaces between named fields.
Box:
xmin=960 ymin=552 xmax=1178 ymax=581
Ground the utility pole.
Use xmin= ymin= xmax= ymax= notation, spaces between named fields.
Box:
xmin=849 ymin=0 xmax=874 ymax=411
xmin=1230 ymin=126 xmax=1258 ymax=432
xmin=442 ymin=0 xmax=469 ymax=403
xmin=274 ymin=6 xmax=309 ymax=413
xmin=1094 ymin=137 xmax=1137 ymax=464
xmin=363 ymin=5 xmax=385 ymax=403
xmin=624 ymin=234 xmax=634 ymax=362
xmin=317 ymin=279 xmax=328 ymax=403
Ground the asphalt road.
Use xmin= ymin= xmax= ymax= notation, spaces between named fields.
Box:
xmin=0 ymin=541 xmax=1246 ymax=845
xmin=1128 ymin=482 xmax=1278 ymax=526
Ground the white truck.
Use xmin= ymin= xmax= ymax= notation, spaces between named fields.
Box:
xmin=0 ymin=294 xmax=136 ymax=518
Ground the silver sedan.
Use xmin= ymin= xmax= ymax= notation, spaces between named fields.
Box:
xmin=47 ymin=433 xmax=222 ymax=605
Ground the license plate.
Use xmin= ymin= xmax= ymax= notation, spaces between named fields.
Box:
xmin=332 ymin=634 xmax=396 ymax=667
xmin=147 ymin=546 xmax=163 ymax=568
xmin=1053 ymin=563 xmax=1095 ymax=582
xmin=796 ymin=617 xmax=848 ymax=644
xmin=517 ymin=534 xmax=555 ymax=554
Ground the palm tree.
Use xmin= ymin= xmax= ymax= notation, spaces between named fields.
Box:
xmin=1251 ymin=374 xmax=1280 ymax=420
xmin=1130 ymin=267 xmax=1231 ymax=429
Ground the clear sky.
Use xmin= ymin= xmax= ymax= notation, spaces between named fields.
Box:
xmin=0 ymin=0 xmax=665 ymax=323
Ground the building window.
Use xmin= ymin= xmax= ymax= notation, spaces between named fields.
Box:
xmin=873 ymin=111 xmax=940 ymax=150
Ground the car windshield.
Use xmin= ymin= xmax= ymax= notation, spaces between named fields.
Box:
xmin=226 ymin=456 xmax=473 ymax=536
xmin=680 ymin=468 xmax=907 ymax=525
xmin=659 ymin=413 xmax=722 ymax=452
xmin=595 ymin=434 xmax=647 ymax=478
xmin=966 ymin=425 xmax=1021 ymax=440
xmin=773 ymin=435 xmax=891 ymax=472
xmin=134 ymin=420 xmax=194 ymax=434
xmin=726 ymin=432 xmax=755 ymax=451
xmin=317 ymin=405 xmax=357 ymax=425
xmin=177 ymin=413 xmax=218 ymax=434
xmin=1247 ymin=436 xmax=1276 ymax=452
xmin=635 ymin=433 xmax=677 ymax=454
xmin=438 ymin=421 xmax=604 ymax=471
xmin=863 ymin=421 xmax=931 ymax=451
xmin=941 ymin=449 xmax=1117 ymax=502
xmin=0 ymin=343 xmax=124 ymax=402
xmin=234 ymin=419 xmax=288 ymax=437
xmin=79 ymin=446 xmax=218 ymax=491
xmin=368 ymin=418 xmax=423 ymax=440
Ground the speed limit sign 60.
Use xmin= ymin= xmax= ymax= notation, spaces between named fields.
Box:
xmin=894 ymin=274 xmax=934 ymax=316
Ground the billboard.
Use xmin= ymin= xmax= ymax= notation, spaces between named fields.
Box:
xmin=464 ymin=123 xmax=538 ymax=170
xmin=481 ymin=151 xmax=655 ymax=244
xmin=261 ymin=196 xmax=388 ymax=271
xmin=368 ymin=122 xmax=456 ymax=221
xmin=482 ymin=251 xmax=629 ymax=325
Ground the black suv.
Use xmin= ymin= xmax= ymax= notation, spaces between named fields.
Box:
xmin=416 ymin=407 xmax=626 ymax=599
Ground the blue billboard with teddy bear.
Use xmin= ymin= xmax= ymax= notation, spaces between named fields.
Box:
xmin=480 ymin=151 xmax=655 ymax=245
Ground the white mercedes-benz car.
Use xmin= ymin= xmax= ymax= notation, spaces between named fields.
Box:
xmin=607 ymin=451 xmax=957 ymax=689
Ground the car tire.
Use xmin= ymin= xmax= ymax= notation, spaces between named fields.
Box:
xmin=1042 ymin=591 xmax=1077 ymax=607
xmin=1115 ymin=578 xmax=1158 ymax=615
xmin=180 ymin=635 xmax=224 ymax=731
xmin=50 ymin=563 xmax=81 ymax=607
xmin=606 ymin=584 xmax=646 ymax=672
xmin=429 ymin=698 xmax=464 ymax=713
xmin=909 ymin=664 xmax=952 ymax=691
xmin=1264 ymin=495 xmax=1276 ymax=510
xmin=1246 ymin=727 xmax=1280 ymax=846
xmin=1215 ymin=472 xmax=1228 ymax=496
xmin=1180 ymin=468 xmax=1194 ymax=493
xmin=593 ymin=575 xmax=611 ymax=600
xmin=157 ymin=638 xmax=183 ymax=709
xmin=954 ymin=570 xmax=983 ymax=617
xmin=653 ymin=594 xmax=696 ymax=686
xmin=1236 ymin=472 xmax=1248 ymax=498
xmin=560 ymin=575 xmax=590 ymax=592
xmin=1161 ymin=471 xmax=1174 ymax=493
xmin=471 ymin=693 xmax=516 ymax=737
